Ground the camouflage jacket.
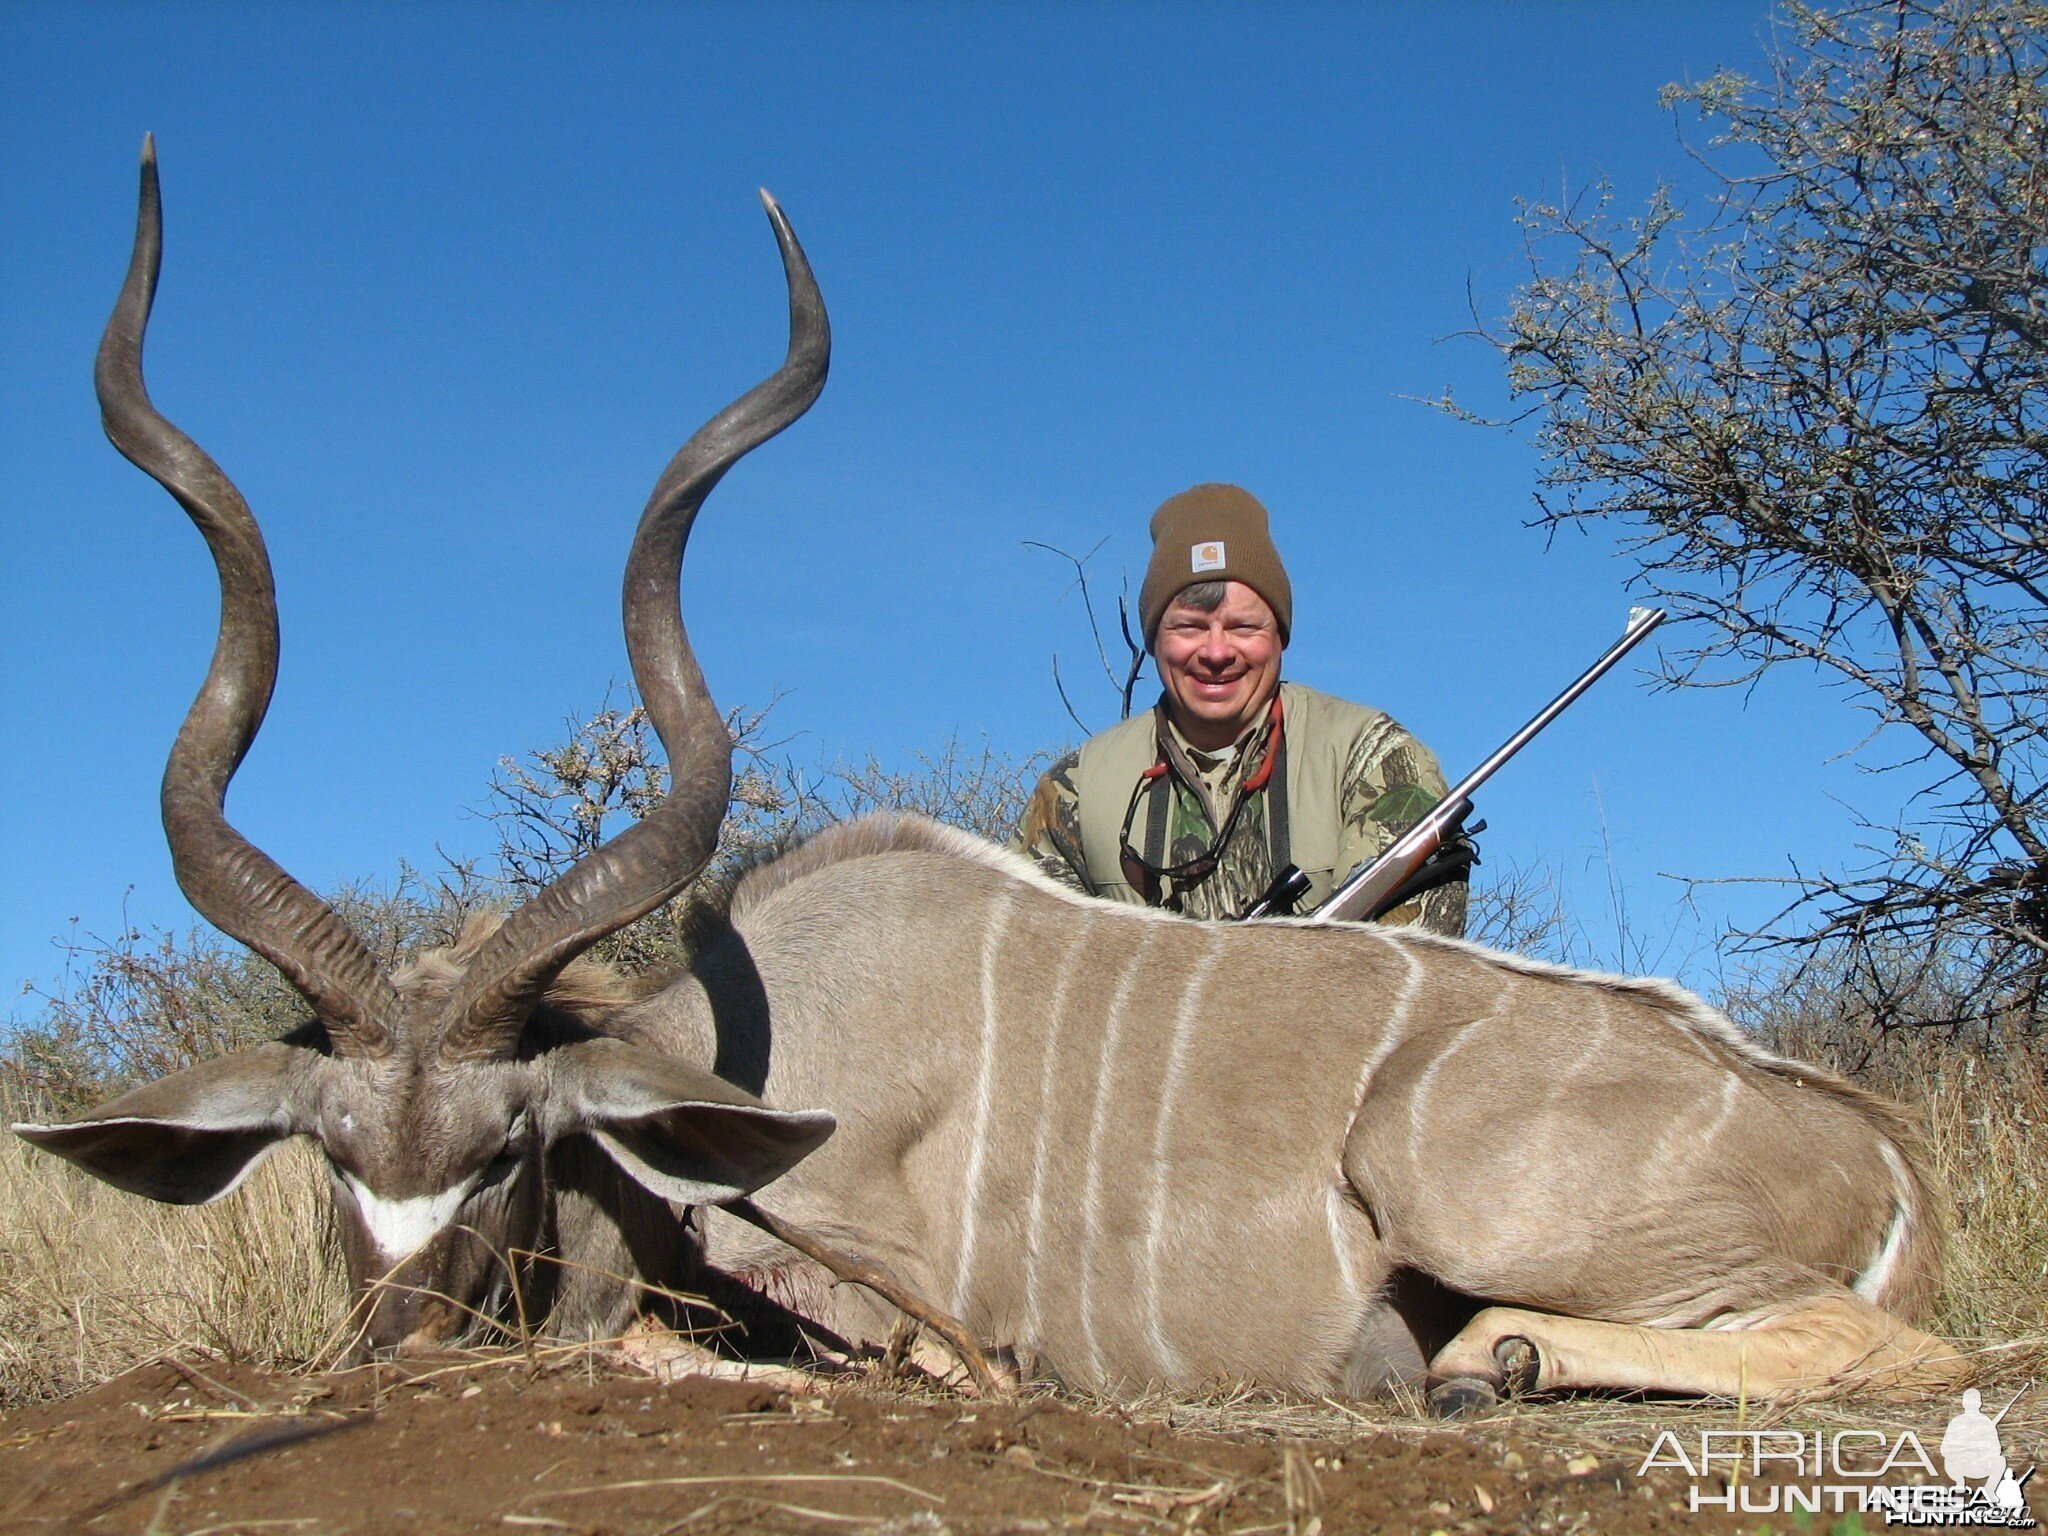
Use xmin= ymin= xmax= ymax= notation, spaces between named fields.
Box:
xmin=1010 ymin=681 xmax=1468 ymax=934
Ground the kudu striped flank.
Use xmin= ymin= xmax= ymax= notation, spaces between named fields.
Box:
xmin=17 ymin=144 xmax=1961 ymax=1407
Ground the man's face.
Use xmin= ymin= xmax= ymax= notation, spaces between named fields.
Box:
xmin=1153 ymin=581 xmax=1283 ymax=750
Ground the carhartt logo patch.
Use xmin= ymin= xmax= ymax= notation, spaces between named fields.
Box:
xmin=1191 ymin=541 xmax=1226 ymax=573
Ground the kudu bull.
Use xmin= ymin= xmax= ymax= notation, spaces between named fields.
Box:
xmin=19 ymin=144 xmax=1962 ymax=1411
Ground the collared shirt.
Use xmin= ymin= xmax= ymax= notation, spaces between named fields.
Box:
xmin=1171 ymin=713 xmax=1261 ymax=826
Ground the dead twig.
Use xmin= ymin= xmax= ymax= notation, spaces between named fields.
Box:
xmin=723 ymin=1197 xmax=1004 ymax=1398
xmin=160 ymin=1352 xmax=261 ymax=1411
xmin=528 ymin=1471 xmax=943 ymax=1503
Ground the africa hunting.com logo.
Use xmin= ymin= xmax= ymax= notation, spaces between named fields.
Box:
xmin=1636 ymin=1388 xmax=2036 ymax=1526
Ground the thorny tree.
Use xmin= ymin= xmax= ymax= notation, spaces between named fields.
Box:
xmin=1462 ymin=0 xmax=2048 ymax=1031
xmin=487 ymin=696 xmax=1043 ymax=891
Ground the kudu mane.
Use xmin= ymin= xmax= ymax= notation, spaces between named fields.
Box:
xmin=725 ymin=814 xmax=1835 ymax=1069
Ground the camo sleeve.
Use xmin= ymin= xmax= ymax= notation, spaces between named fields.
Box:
xmin=1334 ymin=718 xmax=1469 ymax=938
xmin=1009 ymin=749 xmax=1092 ymax=895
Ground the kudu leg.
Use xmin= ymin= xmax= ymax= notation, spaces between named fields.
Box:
xmin=722 ymin=1198 xmax=1007 ymax=1397
xmin=1426 ymin=1293 xmax=1966 ymax=1409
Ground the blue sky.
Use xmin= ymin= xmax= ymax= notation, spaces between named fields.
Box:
xmin=3 ymin=1 xmax=1892 ymax=1015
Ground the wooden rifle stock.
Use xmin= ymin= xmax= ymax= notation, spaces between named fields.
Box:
xmin=1306 ymin=606 xmax=1666 ymax=926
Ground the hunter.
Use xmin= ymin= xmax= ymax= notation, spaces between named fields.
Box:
xmin=1011 ymin=483 xmax=1469 ymax=934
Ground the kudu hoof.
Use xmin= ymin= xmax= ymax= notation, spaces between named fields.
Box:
xmin=1493 ymin=1335 xmax=1541 ymax=1396
xmin=1426 ymin=1376 xmax=1500 ymax=1420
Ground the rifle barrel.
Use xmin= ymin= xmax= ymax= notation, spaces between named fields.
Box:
xmin=1436 ymin=605 xmax=1666 ymax=816
xmin=1310 ymin=606 xmax=1665 ymax=925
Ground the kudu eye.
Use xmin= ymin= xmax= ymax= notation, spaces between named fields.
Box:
xmin=476 ymin=1112 xmax=531 ymax=1186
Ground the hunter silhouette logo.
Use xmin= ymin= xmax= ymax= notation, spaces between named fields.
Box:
xmin=1941 ymin=1389 xmax=2035 ymax=1520
xmin=1191 ymin=541 xmax=1226 ymax=573
xmin=1637 ymin=1387 xmax=2037 ymax=1525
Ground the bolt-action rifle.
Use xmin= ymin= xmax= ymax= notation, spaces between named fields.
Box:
xmin=1238 ymin=607 xmax=1667 ymax=923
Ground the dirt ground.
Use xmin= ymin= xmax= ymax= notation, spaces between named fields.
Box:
xmin=2 ymin=1357 xmax=2039 ymax=1536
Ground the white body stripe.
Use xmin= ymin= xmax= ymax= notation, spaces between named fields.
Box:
xmin=1324 ymin=1184 xmax=1362 ymax=1305
xmin=1405 ymin=998 xmax=1499 ymax=1165
xmin=1020 ymin=922 xmax=1092 ymax=1350
xmin=949 ymin=889 xmax=1014 ymax=1313
xmin=1344 ymin=931 xmax=1424 ymax=1141
xmin=1078 ymin=929 xmax=1154 ymax=1383
xmin=1854 ymin=1143 xmax=1915 ymax=1302
xmin=1642 ymin=1067 xmax=1742 ymax=1182
xmin=1138 ymin=936 xmax=1219 ymax=1380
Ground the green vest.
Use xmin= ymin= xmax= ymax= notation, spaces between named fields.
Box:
xmin=1069 ymin=681 xmax=1393 ymax=912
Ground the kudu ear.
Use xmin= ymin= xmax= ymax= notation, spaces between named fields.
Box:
xmin=545 ymin=1038 xmax=834 ymax=1207
xmin=11 ymin=1043 xmax=313 ymax=1205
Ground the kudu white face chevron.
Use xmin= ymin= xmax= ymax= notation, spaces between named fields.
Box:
xmin=342 ymin=1173 xmax=477 ymax=1263
xmin=14 ymin=145 xmax=1961 ymax=1406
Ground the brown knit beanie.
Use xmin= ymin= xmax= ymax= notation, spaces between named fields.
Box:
xmin=1138 ymin=484 xmax=1293 ymax=647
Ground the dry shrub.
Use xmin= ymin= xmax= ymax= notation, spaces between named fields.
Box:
xmin=1911 ymin=1049 xmax=2048 ymax=1350
xmin=0 ymin=1114 xmax=345 ymax=1408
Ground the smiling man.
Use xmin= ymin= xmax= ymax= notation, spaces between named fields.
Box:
xmin=1012 ymin=484 xmax=1467 ymax=932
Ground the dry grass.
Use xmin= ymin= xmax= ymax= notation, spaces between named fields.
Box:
xmin=1917 ymin=1049 xmax=2048 ymax=1351
xmin=2 ymin=1046 xmax=2042 ymax=1434
xmin=0 ymin=1127 xmax=344 ymax=1408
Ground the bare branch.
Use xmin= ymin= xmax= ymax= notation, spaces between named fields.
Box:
xmin=1026 ymin=540 xmax=1149 ymax=722
xmin=1454 ymin=0 xmax=2048 ymax=1029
